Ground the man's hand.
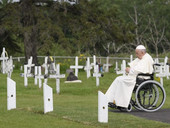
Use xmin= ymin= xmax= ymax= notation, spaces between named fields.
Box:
xmin=125 ymin=67 xmax=130 ymax=73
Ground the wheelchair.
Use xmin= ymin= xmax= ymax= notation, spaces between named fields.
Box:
xmin=109 ymin=71 xmax=166 ymax=112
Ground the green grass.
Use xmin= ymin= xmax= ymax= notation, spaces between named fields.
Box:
xmin=0 ymin=70 xmax=170 ymax=128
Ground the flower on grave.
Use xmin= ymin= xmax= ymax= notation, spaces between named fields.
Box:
xmin=80 ymin=54 xmax=84 ymax=57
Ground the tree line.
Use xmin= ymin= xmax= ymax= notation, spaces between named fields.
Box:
xmin=0 ymin=0 xmax=170 ymax=64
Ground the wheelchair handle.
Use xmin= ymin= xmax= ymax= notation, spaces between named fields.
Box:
xmin=153 ymin=63 xmax=170 ymax=66
xmin=166 ymin=63 xmax=170 ymax=66
xmin=153 ymin=63 xmax=161 ymax=66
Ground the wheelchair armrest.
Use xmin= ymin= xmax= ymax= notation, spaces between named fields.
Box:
xmin=137 ymin=73 xmax=154 ymax=77
xmin=136 ymin=73 xmax=154 ymax=80
xmin=135 ymin=73 xmax=154 ymax=92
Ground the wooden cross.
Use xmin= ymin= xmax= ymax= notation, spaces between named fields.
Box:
xmin=93 ymin=65 xmax=102 ymax=86
xmin=103 ymin=57 xmax=112 ymax=72
xmin=116 ymin=60 xmax=126 ymax=76
xmin=84 ymin=57 xmax=92 ymax=78
xmin=70 ymin=56 xmax=83 ymax=77
xmin=0 ymin=47 xmax=9 ymax=74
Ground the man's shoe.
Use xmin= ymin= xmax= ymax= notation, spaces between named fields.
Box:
xmin=108 ymin=102 xmax=116 ymax=108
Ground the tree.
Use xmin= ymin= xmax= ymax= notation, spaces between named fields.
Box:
xmin=0 ymin=2 xmax=22 ymax=55
xmin=20 ymin=0 xmax=38 ymax=64
xmin=0 ymin=0 xmax=13 ymax=8
xmin=113 ymin=0 xmax=170 ymax=55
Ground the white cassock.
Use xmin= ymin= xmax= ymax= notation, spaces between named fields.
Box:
xmin=105 ymin=53 xmax=154 ymax=108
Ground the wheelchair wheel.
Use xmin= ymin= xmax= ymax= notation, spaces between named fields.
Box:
xmin=130 ymin=98 xmax=142 ymax=111
xmin=135 ymin=80 xmax=166 ymax=112
xmin=126 ymin=103 xmax=132 ymax=112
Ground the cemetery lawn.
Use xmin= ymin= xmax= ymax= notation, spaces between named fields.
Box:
xmin=0 ymin=70 xmax=170 ymax=128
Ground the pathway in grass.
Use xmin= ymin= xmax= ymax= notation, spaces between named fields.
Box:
xmin=109 ymin=109 xmax=170 ymax=124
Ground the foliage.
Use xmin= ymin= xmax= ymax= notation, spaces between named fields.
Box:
xmin=0 ymin=0 xmax=170 ymax=58
xmin=110 ymin=0 xmax=170 ymax=56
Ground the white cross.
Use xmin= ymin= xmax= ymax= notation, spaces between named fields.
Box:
xmin=165 ymin=63 xmax=170 ymax=79
xmin=35 ymin=64 xmax=65 ymax=94
xmin=155 ymin=56 xmax=170 ymax=85
xmin=91 ymin=55 xmax=96 ymax=66
xmin=156 ymin=65 xmax=164 ymax=85
xmin=27 ymin=56 xmax=35 ymax=74
xmin=130 ymin=55 xmax=133 ymax=62
xmin=116 ymin=60 xmax=126 ymax=76
xmin=20 ymin=56 xmax=35 ymax=87
xmin=154 ymin=58 xmax=160 ymax=73
xmin=154 ymin=58 xmax=159 ymax=64
xmin=17 ymin=57 xmax=20 ymax=62
xmin=49 ymin=64 xmax=65 ymax=94
xmin=41 ymin=57 xmax=49 ymax=75
xmin=23 ymin=64 xmax=34 ymax=87
xmin=163 ymin=57 xmax=169 ymax=79
xmin=6 ymin=56 xmax=14 ymax=78
xmin=93 ymin=65 xmax=102 ymax=86
xmin=84 ymin=57 xmax=92 ymax=78
xmin=103 ymin=57 xmax=112 ymax=72
xmin=0 ymin=47 xmax=9 ymax=74
xmin=91 ymin=55 xmax=98 ymax=73
xmin=34 ymin=65 xmax=44 ymax=88
xmin=70 ymin=56 xmax=83 ymax=77
xmin=114 ymin=61 xmax=119 ymax=71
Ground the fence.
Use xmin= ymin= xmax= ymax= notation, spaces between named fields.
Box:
xmin=11 ymin=56 xmax=166 ymax=73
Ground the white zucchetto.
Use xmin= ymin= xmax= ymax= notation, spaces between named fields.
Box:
xmin=136 ymin=45 xmax=146 ymax=50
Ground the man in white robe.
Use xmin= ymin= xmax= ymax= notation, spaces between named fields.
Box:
xmin=105 ymin=45 xmax=154 ymax=108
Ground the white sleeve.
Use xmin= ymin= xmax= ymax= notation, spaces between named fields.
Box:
xmin=128 ymin=67 xmax=140 ymax=75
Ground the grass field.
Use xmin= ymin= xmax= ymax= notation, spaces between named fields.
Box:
xmin=0 ymin=70 xmax=170 ymax=128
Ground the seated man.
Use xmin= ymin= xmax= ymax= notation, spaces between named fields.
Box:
xmin=105 ymin=45 xmax=154 ymax=108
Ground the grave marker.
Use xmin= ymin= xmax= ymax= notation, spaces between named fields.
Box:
xmin=154 ymin=58 xmax=160 ymax=73
xmin=156 ymin=65 xmax=164 ymax=85
xmin=27 ymin=56 xmax=35 ymax=74
xmin=21 ymin=56 xmax=35 ymax=87
xmin=116 ymin=60 xmax=126 ymax=76
xmin=155 ymin=56 xmax=170 ymax=85
xmin=93 ymin=65 xmax=102 ymax=86
xmin=0 ymin=47 xmax=8 ymax=74
xmin=43 ymin=83 xmax=53 ymax=113
xmin=38 ymin=66 xmax=43 ymax=88
xmin=6 ymin=56 xmax=14 ymax=78
xmin=84 ymin=57 xmax=92 ymax=78
xmin=92 ymin=55 xmax=96 ymax=67
xmin=130 ymin=55 xmax=133 ymax=62
xmin=98 ymin=91 xmax=108 ymax=123
xmin=34 ymin=66 xmax=38 ymax=85
xmin=114 ymin=61 xmax=119 ymax=71
xmin=34 ymin=65 xmax=46 ymax=88
xmin=90 ymin=55 xmax=97 ymax=70
xmin=103 ymin=57 xmax=112 ymax=72
xmin=35 ymin=64 xmax=65 ymax=93
xmin=70 ymin=56 xmax=83 ymax=77
xmin=55 ymin=64 xmax=65 ymax=94
xmin=7 ymin=77 xmax=16 ymax=110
